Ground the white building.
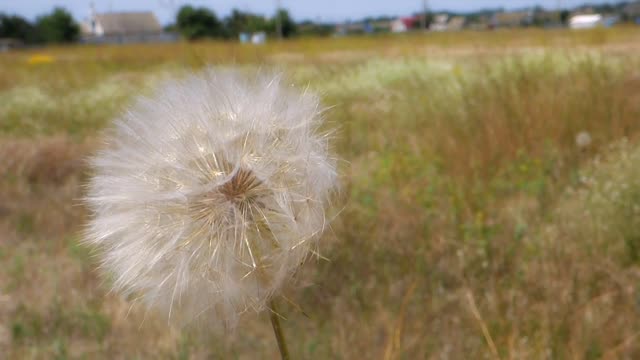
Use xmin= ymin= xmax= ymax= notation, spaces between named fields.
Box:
xmin=390 ymin=16 xmax=418 ymax=33
xmin=569 ymin=14 xmax=603 ymax=29
xmin=251 ymin=32 xmax=266 ymax=44
xmin=81 ymin=8 xmax=176 ymax=44
xmin=430 ymin=15 xmax=449 ymax=31
xmin=429 ymin=15 xmax=466 ymax=32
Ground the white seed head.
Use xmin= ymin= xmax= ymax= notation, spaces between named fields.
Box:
xmin=576 ymin=131 xmax=592 ymax=149
xmin=84 ymin=69 xmax=337 ymax=327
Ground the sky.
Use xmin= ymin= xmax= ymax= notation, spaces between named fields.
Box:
xmin=2 ymin=0 xmax=621 ymax=24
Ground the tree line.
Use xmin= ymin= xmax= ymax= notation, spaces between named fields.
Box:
xmin=171 ymin=6 xmax=298 ymax=40
xmin=0 ymin=6 xmax=306 ymax=45
xmin=0 ymin=8 xmax=79 ymax=44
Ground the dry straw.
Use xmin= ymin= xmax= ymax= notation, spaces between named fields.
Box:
xmin=84 ymin=69 xmax=338 ymax=357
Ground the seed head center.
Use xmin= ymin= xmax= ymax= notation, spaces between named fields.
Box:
xmin=218 ymin=168 xmax=260 ymax=205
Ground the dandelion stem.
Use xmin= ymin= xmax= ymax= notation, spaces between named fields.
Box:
xmin=269 ymin=298 xmax=290 ymax=360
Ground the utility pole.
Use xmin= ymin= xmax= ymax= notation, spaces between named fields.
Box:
xmin=420 ymin=0 xmax=428 ymax=31
xmin=557 ymin=0 xmax=563 ymax=25
xmin=275 ymin=0 xmax=283 ymax=40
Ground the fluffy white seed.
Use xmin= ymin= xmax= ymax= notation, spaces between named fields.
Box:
xmin=84 ymin=69 xmax=337 ymax=327
xmin=576 ymin=131 xmax=592 ymax=149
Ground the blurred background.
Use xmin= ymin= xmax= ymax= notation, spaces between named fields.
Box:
xmin=2 ymin=0 xmax=640 ymax=358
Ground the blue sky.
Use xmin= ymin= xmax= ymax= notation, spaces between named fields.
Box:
xmin=2 ymin=1 xmax=620 ymax=24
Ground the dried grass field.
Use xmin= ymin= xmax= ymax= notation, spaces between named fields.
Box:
xmin=3 ymin=28 xmax=640 ymax=358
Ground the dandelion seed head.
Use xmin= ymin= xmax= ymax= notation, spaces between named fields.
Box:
xmin=84 ymin=69 xmax=337 ymax=327
xmin=576 ymin=131 xmax=592 ymax=149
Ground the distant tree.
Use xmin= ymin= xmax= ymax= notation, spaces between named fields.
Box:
xmin=35 ymin=7 xmax=79 ymax=43
xmin=597 ymin=4 xmax=615 ymax=13
xmin=224 ymin=9 xmax=248 ymax=37
xmin=247 ymin=14 xmax=272 ymax=34
xmin=274 ymin=9 xmax=296 ymax=38
xmin=297 ymin=20 xmax=333 ymax=37
xmin=560 ymin=10 xmax=570 ymax=24
xmin=176 ymin=5 xmax=223 ymax=40
xmin=224 ymin=9 xmax=270 ymax=38
xmin=0 ymin=13 xmax=36 ymax=43
xmin=163 ymin=23 xmax=177 ymax=33
xmin=425 ymin=13 xmax=435 ymax=29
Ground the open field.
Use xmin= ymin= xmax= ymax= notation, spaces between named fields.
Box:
xmin=3 ymin=28 xmax=640 ymax=358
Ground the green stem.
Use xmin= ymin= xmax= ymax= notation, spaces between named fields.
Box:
xmin=269 ymin=298 xmax=290 ymax=360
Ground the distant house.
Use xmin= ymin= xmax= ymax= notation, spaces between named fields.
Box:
xmin=239 ymin=33 xmax=250 ymax=43
xmin=532 ymin=10 xmax=562 ymax=27
xmin=370 ymin=20 xmax=392 ymax=32
xmin=569 ymin=14 xmax=603 ymax=29
xmin=0 ymin=38 xmax=23 ymax=52
xmin=430 ymin=14 xmax=449 ymax=31
xmin=603 ymin=15 xmax=620 ymax=27
xmin=624 ymin=1 xmax=640 ymax=24
xmin=467 ymin=16 xmax=492 ymax=30
xmin=430 ymin=15 xmax=465 ymax=31
xmin=81 ymin=11 xmax=177 ymax=44
xmin=491 ymin=11 xmax=533 ymax=28
xmin=391 ymin=16 xmax=420 ymax=33
xmin=447 ymin=16 xmax=466 ymax=31
xmin=251 ymin=32 xmax=266 ymax=44
xmin=335 ymin=19 xmax=393 ymax=35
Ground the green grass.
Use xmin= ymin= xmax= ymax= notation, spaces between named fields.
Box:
xmin=2 ymin=28 xmax=640 ymax=358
